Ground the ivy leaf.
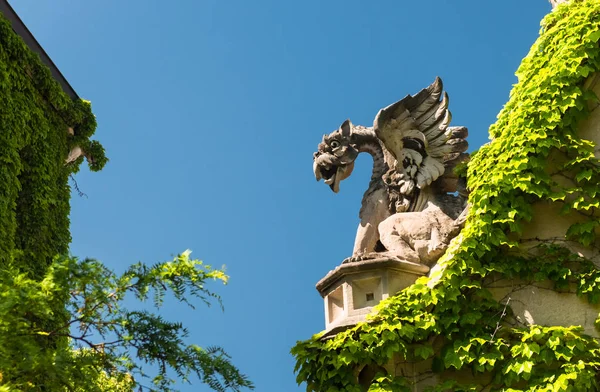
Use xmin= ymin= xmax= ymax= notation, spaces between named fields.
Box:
xmin=414 ymin=344 xmax=434 ymax=360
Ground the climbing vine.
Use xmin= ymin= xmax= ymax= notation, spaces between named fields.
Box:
xmin=0 ymin=11 xmax=256 ymax=392
xmin=0 ymin=13 xmax=106 ymax=277
xmin=292 ymin=1 xmax=600 ymax=390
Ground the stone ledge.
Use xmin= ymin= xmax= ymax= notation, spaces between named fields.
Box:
xmin=316 ymin=257 xmax=430 ymax=297
xmin=321 ymin=312 xmax=373 ymax=339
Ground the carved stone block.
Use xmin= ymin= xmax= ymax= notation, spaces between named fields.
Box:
xmin=312 ymin=77 xmax=469 ymax=268
xmin=316 ymin=258 xmax=429 ymax=336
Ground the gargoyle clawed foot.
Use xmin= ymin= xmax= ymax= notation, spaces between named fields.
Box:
xmin=342 ymin=253 xmax=380 ymax=264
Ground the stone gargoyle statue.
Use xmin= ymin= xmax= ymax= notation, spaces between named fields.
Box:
xmin=313 ymin=77 xmax=469 ymax=266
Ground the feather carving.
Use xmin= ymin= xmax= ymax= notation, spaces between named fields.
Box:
xmin=373 ymin=77 xmax=468 ymax=191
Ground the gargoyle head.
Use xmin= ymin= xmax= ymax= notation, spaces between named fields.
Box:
xmin=313 ymin=120 xmax=359 ymax=193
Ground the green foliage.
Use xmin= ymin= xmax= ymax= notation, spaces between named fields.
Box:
xmin=292 ymin=1 xmax=600 ymax=390
xmin=0 ymin=10 xmax=252 ymax=392
xmin=0 ymin=13 xmax=111 ymax=391
xmin=0 ymin=250 xmax=254 ymax=392
xmin=0 ymin=13 xmax=106 ymax=275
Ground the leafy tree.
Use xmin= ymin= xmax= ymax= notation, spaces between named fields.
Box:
xmin=0 ymin=250 xmax=254 ymax=392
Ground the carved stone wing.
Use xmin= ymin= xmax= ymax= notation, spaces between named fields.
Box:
xmin=373 ymin=77 xmax=468 ymax=191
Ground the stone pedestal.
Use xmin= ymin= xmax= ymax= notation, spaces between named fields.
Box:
xmin=316 ymin=258 xmax=429 ymax=336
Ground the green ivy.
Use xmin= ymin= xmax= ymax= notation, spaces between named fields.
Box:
xmin=0 ymin=11 xmax=108 ymax=384
xmin=0 ymin=13 xmax=106 ymax=277
xmin=292 ymin=1 xmax=600 ymax=390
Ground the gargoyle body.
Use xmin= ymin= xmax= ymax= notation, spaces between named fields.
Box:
xmin=313 ymin=78 xmax=469 ymax=266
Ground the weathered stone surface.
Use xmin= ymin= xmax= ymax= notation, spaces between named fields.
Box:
xmin=486 ymin=72 xmax=600 ymax=339
xmin=312 ymin=77 xmax=469 ymax=268
xmin=316 ymin=258 xmax=429 ymax=336
xmin=311 ymin=78 xmax=471 ymax=334
xmin=65 ymin=145 xmax=83 ymax=164
xmin=378 ymin=201 xmax=464 ymax=266
xmin=489 ymin=279 xmax=600 ymax=338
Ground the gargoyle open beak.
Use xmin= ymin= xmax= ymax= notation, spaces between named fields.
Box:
xmin=324 ymin=167 xmax=341 ymax=193
xmin=313 ymin=157 xmax=354 ymax=193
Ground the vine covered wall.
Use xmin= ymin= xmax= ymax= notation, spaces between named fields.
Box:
xmin=0 ymin=13 xmax=106 ymax=278
xmin=292 ymin=1 xmax=600 ymax=390
xmin=0 ymin=10 xmax=256 ymax=392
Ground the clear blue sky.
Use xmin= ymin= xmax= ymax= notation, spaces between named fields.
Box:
xmin=12 ymin=1 xmax=550 ymax=390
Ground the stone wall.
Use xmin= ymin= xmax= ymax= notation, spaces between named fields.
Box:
xmin=374 ymin=72 xmax=600 ymax=392
xmin=486 ymin=73 xmax=600 ymax=338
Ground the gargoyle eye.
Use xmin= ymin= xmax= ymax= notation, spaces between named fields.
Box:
xmin=330 ymin=140 xmax=340 ymax=148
